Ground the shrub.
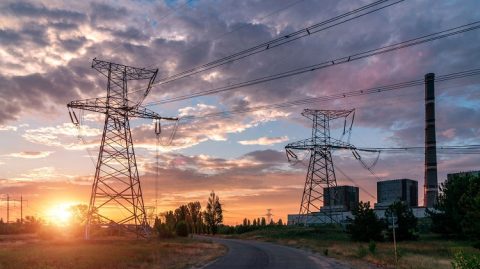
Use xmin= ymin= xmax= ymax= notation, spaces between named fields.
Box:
xmin=176 ymin=221 xmax=188 ymax=237
xmin=357 ymin=245 xmax=368 ymax=258
xmin=452 ymin=251 xmax=480 ymax=269
xmin=368 ymin=240 xmax=376 ymax=254
xmin=156 ymin=223 xmax=174 ymax=238
xmin=347 ymin=201 xmax=385 ymax=242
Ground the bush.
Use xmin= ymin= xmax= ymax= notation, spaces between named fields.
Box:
xmin=385 ymin=201 xmax=418 ymax=241
xmin=156 ymin=223 xmax=174 ymax=238
xmin=176 ymin=221 xmax=188 ymax=237
xmin=368 ymin=240 xmax=376 ymax=254
xmin=357 ymin=245 xmax=368 ymax=258
xmin=347 ymin=201 xmax=385 ymax=242
xmin=452 ymin=251 xmax=480 ymax=269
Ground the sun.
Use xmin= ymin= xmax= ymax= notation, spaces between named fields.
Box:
xmin=46 ymin=203 xmax=74 ymax=226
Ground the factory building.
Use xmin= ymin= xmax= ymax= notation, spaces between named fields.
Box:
xmin=374 ymin=179 xmax=418 ymax=209
xmin=322 ymin=186 xmax=359 ymax=212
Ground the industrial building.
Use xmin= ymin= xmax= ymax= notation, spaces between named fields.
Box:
xmin=322 ymin=186 xmax=359 ymax=212
xmin=374 ymin=179 xmax=418 ymax=209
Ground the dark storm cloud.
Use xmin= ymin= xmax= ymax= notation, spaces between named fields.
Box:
xmin=59 ymin=36 xmax=88 ymax=52
xmin=111 ymin=27 xmax=149 ymax=41
xmin=0 ymin=29 xmax=22 ymax=45
xmin=5 ymin=2 xmax=86 ymax=22
xmin=0 ymin=61 xmax=100 ymax=123
xmin=48 ymin=21 xmax=79 ymax=31
xmin=89 ymin=2 xmax=128 ymax=23
xmin=244 ymin=149 xmax=286 ymax=164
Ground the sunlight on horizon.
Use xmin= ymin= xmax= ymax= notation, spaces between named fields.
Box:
xmin=45 ymin=202 xmax=76 ymax=226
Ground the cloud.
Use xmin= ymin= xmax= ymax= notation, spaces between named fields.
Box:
xmin=22 ymin=123 xmax=101 ymax=149
xmin=239 ymin=136 xmax=289 ymax=146
xmin=6 ymin=151 xmax=53 ymax=159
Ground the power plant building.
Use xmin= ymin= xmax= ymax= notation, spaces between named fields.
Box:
xmin=374 ymin=179 xmax=418 ymax=209
xmin=322 ymin=186 xmax=359 ymax=212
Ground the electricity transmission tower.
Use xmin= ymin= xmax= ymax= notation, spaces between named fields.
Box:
xmin=67 ymin=59 xmax=177 ymax=239
xmin=285 ymin=109 xmax=358 ymax=225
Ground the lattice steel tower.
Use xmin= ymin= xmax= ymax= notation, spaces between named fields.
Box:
xmin=285 ymin=109 xmax=355 ymax=225
xmin=67 ymin=59 xmax=176 ymax=239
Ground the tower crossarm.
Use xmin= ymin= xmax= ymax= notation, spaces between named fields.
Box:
xmin=67 ymin=97 xmax=177 ymax=121
xmin=284 ymin=138 xmax=357 ymax=152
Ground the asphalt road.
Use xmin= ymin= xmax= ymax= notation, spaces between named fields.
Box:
xmin=200 ymin=236 xmax=354 ymax=269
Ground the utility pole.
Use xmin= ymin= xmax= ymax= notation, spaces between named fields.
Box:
xmin=67 ymin=59 xmax=177 ymax=239
xmin=20 ymin=195 xmax=23 ymax=223
xmin=6 ymin=194 xmax=9 ymax=224
xmin=388 ymin=214 xmax=399 ymax=268
xmin=285 ymin=109 xmax=360 ymax=225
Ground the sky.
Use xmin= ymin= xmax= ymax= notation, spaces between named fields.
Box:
xmin=0 ymin=0 xmax=479 ymax=225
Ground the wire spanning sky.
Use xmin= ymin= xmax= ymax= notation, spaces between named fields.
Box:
xmin=0 ymin=0 xmax=479 ymax=224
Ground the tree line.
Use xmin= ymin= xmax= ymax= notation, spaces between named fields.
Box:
xmin=154 ymin=190 xmax=223 ymax=237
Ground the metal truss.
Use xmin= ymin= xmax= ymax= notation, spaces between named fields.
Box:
xmin=67 ymin=59 xmax=177 ymax=239
xmin=285 ymin=109 xmax=356 ymax=225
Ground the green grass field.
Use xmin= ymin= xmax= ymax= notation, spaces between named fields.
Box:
xmin=228 ymin=226 xmax=480 ymax=269
xmin=0 ymin=236 xmax=225 ymax=269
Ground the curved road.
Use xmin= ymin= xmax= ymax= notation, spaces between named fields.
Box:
xmin=201 ymin=237 xmax=354 ymax=269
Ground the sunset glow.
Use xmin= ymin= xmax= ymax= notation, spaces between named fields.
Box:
xmin=46 ymin=203 xmax=74 ymax=226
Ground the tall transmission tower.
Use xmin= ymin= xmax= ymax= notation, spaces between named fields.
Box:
xmin=285 ymin=109 xmax=358 ymax=225
xmin=67 ymin=59 xmax=177 ymax=239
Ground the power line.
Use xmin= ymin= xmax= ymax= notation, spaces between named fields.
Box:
xmin=173 ymin=0 xmax=308 ymax=59
xmin=172 ymin=68 xmax=480 ymax=121
xmin=145 ymin=20 xmax=480 ymax=105
xmin=129 ymin=0 xmax=403 ymax=96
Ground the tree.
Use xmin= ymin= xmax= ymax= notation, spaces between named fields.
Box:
xmin=243 ymin=218 xmax=248 ymax=226
xmin=253 ymin=218 xmax=257 ymax=226
xmin=277 ymin=219 xmax=284 ymax=226
xmin=187 ymin=201 xmax=202 ymax=234
xmin=428 ymin=173 xmax=480 ymax=240
xmin=261 ymin=217 xmax=266 ymax=226
xmin=204 ymin=191 xmax=223 ymax=234
xmin=385 ymin=201 xmax=418 ymax=241
xmin=176 ymin=220 xmax=188 ymax=237
xmin=347 ymin=201 xmax=385 ymax=242
xmin=269 ymin=219 xmax=275 ymax=226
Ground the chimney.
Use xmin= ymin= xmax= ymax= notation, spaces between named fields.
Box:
xmin=424 ymin=73 xmax=438 ymax=208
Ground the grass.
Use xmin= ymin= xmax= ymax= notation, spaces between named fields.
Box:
xmin=227 ymin=226 xmax=480 ymax=269
xmin=0 ymin=236 xmax=226 ymax=269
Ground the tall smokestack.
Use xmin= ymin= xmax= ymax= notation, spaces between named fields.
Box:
xmin=424 ymin=73 xmax=438 ymax=208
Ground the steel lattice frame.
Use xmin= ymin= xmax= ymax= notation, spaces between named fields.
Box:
xmin=67 ymin=59 xmax=176 ymax=239
xmin=285 ymin=109 xmax=355 ymax=225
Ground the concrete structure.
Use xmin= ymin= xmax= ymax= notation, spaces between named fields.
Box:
xmin=374 ymin=179 xmax=418 ymax=209
xmin=424 ymin=73 xmax=439 ymax=208
xmin=447 ymin=170 xmax=480 ymax=180
xmin=287 ymin=207 xmax=427 ymax=226
xmin=322 ymin=186 xmax=359 ymax=212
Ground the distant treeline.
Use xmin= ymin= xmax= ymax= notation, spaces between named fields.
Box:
xmin=0 ymin=216 xmax=42 ymax=235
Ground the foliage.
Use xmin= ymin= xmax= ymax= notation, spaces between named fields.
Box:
xmin=176 ymin=221 xmax=188 ymax=237
xmin=385 ymin=201 xmax=418 ymax=241
xmin=154 ymin=217 xmax=174 ymax=238
xmin=347 ymin=201 xmax=385 ymax=242
xmin=429 ymin=173 xmax=480 ymax=241
xmin=452 ymin=251 xmax=480 ymax=269
xmin=356 ymin=245 xmax=368 ymax=258
xmin=368 ymin=240 xmax=376 ymax=254
xmin=0 ymin=216 xmax=43 ymax=235
xmin=204 ymin=191 xmax=223 ymax=235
